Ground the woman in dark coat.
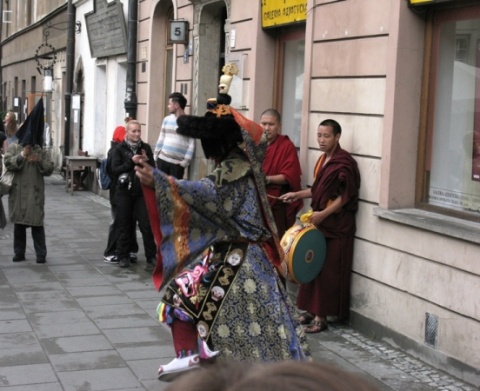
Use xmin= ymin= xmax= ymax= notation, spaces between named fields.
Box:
xmin=110 ymin=119 xmax=156 ymax=268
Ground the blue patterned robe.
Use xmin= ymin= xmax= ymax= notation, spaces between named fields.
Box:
xmin=153 ymin=148 xmax=309 ymax=362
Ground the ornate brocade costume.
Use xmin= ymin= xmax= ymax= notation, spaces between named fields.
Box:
xmin=152 ymin=134 xmax=309 ymax=362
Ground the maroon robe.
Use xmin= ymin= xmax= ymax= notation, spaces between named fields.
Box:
xmin=263 ymin=134 xmax=303 ymax=238
xmin=297 ymin=145 xmax=360 ymax=320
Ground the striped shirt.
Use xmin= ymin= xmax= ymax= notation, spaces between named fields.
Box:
xmin=154 ymin=114 xmax=195 ymax=168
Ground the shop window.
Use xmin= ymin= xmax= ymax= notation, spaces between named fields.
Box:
xmin=422 ymin=5 xmax=480 ymax=220
xmin=276 ymin=28 xmax=305 ymax=149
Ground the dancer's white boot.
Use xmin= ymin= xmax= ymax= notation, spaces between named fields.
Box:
xmin=199 ymin=339 xmax=220 ymax=359
xmin=157 ymin=354 xmax=200 ymax=381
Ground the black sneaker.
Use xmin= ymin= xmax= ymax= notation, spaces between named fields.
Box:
xmin=36 ymin=257 xmax=46 ymax=264
xmin=119 ymin=258 xmax=130 ymax=268
xmin=12 ymin=254 xmax=26 ymax=262
xmin=129 ymin=253 xmax=138 ymax=263
xmin=103 ymin=255 xmax=119 ymax=264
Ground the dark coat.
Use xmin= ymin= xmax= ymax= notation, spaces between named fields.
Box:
xmin=4 ymin=144 xmax=54 ymax=226
xmin=110 ymin=140 xmax=155 ymax=198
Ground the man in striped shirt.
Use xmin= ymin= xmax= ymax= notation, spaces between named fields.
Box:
xmin=154 ymin=92 xmax=195 ymax=179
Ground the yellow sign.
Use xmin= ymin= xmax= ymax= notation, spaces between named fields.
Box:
xmin=262 ymin=0 xmax=307 ymax=29
xmin=409 ymin=0 xmax=434 ymax=4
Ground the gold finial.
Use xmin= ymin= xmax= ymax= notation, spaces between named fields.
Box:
xmin=219 ymin=63 xmax=238 ymax=94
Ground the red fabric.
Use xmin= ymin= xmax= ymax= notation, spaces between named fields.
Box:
xmin=310 ymin=146 xmax=360 ymax=237
xmin=230 ymin=108 xmax=263 ymax=145
xmin=171 ymin=320 xmax=198 ymax=355
xmin=142 ymin=184 xmax=164 ymax=290
xmin=297 ymin=236 xmax=355 ymax=320
xmin=112 ymin=126 xmax=126 ymax=143
xmin=263 ymin=134 xmax=303 ymax=235
xmin=297 ymin=145 xmax=360 ymax=320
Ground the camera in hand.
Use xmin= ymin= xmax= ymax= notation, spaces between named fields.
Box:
xmin=118 ymin=172 xmax=130 ymax=188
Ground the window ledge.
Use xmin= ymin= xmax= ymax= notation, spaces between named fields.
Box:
xmin=373 ymin=207 xmax=480 ymax=245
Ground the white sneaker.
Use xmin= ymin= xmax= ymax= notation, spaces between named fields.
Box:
xmin=157 ymin=355 xmax=200 ymax=381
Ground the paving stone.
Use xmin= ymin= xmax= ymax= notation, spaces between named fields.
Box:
xmin=57 ymin=367 xmax=142 ymax=391
xmin=49 ymin=350 xmax=127 ymax=371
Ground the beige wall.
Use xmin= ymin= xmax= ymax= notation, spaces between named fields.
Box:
xmin=306 ymin=0 xmax=479 ymax=384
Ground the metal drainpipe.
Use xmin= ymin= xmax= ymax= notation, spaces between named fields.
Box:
xmin=124 ymin=0 xmax=138 ymax=119
xmin=64 ymin=0 xmax=75 ymax=157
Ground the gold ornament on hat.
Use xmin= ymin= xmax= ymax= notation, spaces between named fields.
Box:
xmin=219 ymin=63 xmax=238 ymax=94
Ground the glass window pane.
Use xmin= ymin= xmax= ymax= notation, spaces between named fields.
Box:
xmin=428 ymin=17 xmax=480 ymax=214
xmin=281 ymin=39 xmax=304 ymax=148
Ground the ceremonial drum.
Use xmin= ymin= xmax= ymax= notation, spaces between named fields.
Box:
xmin=280 ymin=223 xmax=327 ymax=284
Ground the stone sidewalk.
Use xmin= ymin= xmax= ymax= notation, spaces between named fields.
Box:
xmin=0 ymin=175 xmax=475 ymax=390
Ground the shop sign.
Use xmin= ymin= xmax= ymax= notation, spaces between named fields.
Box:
xmin=409 ymin=0 xmax=435 ymax=4
xmin=408 ymin=0 xmax=458 ymax=6
xmin=261 ymin=0 xmax=307 ymax=29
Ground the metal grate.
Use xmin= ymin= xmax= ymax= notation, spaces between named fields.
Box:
xmin=425 ymin=312 xmax=438 ymax=348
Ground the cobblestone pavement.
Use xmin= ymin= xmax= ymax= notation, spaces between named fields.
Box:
xmin=320 ymin=324 xmax=475 ymax=391
xmin=0 ymin=174 xmax=476 ymax=390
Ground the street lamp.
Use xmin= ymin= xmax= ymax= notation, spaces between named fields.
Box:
xmin=43 ymin=68 xmax=53 ymax=93
xmin=35 ymin=42 xmax=57 ymax=94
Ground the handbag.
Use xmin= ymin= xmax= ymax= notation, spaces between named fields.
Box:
xmin=0 ymin=155 xmax=14 ymax=196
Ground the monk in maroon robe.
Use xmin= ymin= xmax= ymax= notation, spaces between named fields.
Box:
xmin=281 ymin=119 xmax=360 ymax=333
xmin=261 ymin=109 xmax=303 ymax=239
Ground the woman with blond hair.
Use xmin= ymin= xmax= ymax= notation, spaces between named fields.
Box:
xmin=3 ymin=111 xmax=18 ymax=149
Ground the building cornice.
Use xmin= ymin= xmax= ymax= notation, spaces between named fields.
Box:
xmin=0 ymin=3 xmax=68 ymax=46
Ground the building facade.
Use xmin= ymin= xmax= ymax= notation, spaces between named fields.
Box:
xmin=0 ymin=0 xmax=68 ymax=167
xmin=1 ymin=0 xmax=479 ymax=386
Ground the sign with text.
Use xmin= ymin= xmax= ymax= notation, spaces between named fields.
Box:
xmin=262 ymin=0 xmax=307 ymax=29
xmin=85 ymin=0 xmax=127 ymax=58
xmin=409 ymin=0 xmax=434 ymax=4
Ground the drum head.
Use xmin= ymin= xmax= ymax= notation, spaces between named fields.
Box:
xmin=281 ymin=224 xmax=326 ymax=284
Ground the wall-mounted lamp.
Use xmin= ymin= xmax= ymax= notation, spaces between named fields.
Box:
xmin=168 ymin=20 xmax=190 ymax=63
xmin=168 ymin=20 xmax=189 ymax=45
xmin=43 ymin=68 xmax=53 ymax=93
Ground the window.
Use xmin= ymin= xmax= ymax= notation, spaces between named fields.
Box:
xmin=163 ymin=7 xmax=174 ymax=118
xmin=422 ymin=5 xmax=480 ymax=220
xmin=455 ymin=34 xmax=470 ymax=63
xmin=276 ymin=28 xmax=305 ymax=148
xmin=31 ymin=76 xmax=36 ymax=94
